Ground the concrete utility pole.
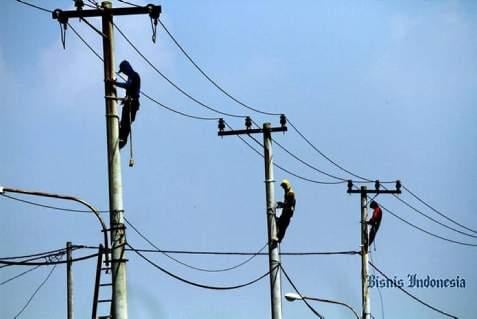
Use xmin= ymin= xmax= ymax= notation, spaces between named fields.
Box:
xmin=67 ymin=241 xmax=74 ymax=319
xmin=218 ymin=116 xmax=287 ymax=319
xmin=347 ymin=180 xmax=401 ymax=319
xmin=52 ymin=3 xmax=161 ymax=319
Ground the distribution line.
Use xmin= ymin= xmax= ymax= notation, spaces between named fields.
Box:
xmin=280 ymin=265 xmax=325 ymax=319
xmin=113 ymin=22 xmax=248 ymax=119
xmin=403 ymin=185 xmax=477 ymax=234
xmin=16 ymin=0 xmax=51 ymax=13
xmin=158 ymin=19 xmax=281 ymax=117
xmin=0 ymin=252 xmax=99 ymax=266
xmin=128 ymin=243 xmax=276 ymax=290
xmin=0 ymin=266 xmax=41 ymax=286
xmin=125 ymin=217 xmax=267 ymax=273
xmin=241 ymin=128 xmax=345 ymax=185
xmin=1 ymin=193 xmax=108 ymax=214
xmin=13 ymin=264 xmax=57 ymax=319
xmin=369 ymin=261 xmax=458 ymax=319
xmin=69 ymin=19 xmax=221 ymax=121
xmin=385 ymin=188 xmax=477 ymax=239
xmin=378 ymin=201 xmax=477 ymax=247
xmin=156 ymin=17 xmax=396 ymax=184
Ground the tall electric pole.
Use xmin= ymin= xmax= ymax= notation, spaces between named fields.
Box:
xmin=347 ymin=180 xmax=401 ymax=319
xmin=52 ymin=3 xmax=161 ymax=319
xmin=218 ymin=117 xmax=287 ymax=319
xmin=67 ymin=241 xmax=74 ymax=319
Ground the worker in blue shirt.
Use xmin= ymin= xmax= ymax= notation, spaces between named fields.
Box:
xmin=113 ymin=60 xmax=141 ymax=149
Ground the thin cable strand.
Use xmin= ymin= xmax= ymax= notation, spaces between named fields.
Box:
xmin=378 ymin=201 xmax=477 ymax=247
xmin=158 ymin=19 xmax=281 ymax=116
xmin=16 ymin=0 xmax=51 ymax=13
xmin=113 ymin=22 xmax=247 ymax=119
xmin=403 ymin=185 xmax=477 ymax=234
xmin=387 ymin=190 xmax=477 ymax=239
xmin=0 ymin=252 xmax=99 ymax=266
xmin=128 ymin=243 xmax=275 ymax=290
xmin=125 ymin=217 xmax=267 ymax=273
xmin=369 ymin=261 xmax=458 ymax=319
xmin=280 ymin=265 xmax=325 ymax=319
xmin=13 ymin=264 xmax=57 ymax=319
xmin=0 ymin=266 xmax=41 ymax=286
xmin=243 ymin=131 xmax=345 ymax=185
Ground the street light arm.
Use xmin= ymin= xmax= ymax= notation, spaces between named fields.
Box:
xmin=1 ymin=186 xmax=109 ymax=265
xmin=304 ymin=296 xmax=360 ymax=319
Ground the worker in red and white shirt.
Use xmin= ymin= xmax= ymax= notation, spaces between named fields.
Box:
xmin=367 ymin=200 xmax=382 ymax=248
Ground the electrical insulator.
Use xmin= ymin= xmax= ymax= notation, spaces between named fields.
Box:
xmin=74 ymin=0 xmax=84 ymax=10
xmin=245 ymin=117 xmax=252 ymax=130
xmin=218 ymin=118 xmax=225 ymax=132
xmin=347 ymin=180 xmax=353 ymax=192
xmin=396 ymin=180 xmax=401 ymax=192
xmin=280 ymin=114 xmax=287 ymax=127
xmin=375 ymin=180 xmax=380 ymax=192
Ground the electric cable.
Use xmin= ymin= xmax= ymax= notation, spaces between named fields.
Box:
xmin=113 ymin=22 xmax=248 ymax=119
xmin=0 ymin=266 xmax=41 ymax=286
xmin=128 ymin=243 xmax=275 ymax=290
xmin=13 ymin=264 xmax=58 ymax=319
xmin=124 ymin=217 xmax=267 ymax=273
xmin=16 ymin=0 xmax=51 ymax=13
xmin=382 ymin=186 xmax=477 ymax=240
xmin=403 ymin=185 xmax=477 ymax=235
xmin=158 ymin=19 xmax=281 ymax=117
xmin=369 ymin=261 xmax=458 ymax=319
xmin=280 ymin=264 xmax=325 ymax=319
xmin=376 ymin=200 xmax=477 ymax=247
xmin=0 ymin=247 xmax=69 ymax=261
xmin=273 ymin=138 xmax=349 ymax=182
xmin=1 ymin=193 xmax=109 ymax=214
xmin=242 ymin=130 xmax=346 ymax=185
xmin=0 ymin=252 xmax=99 ymax=266
xmin=69 ymin=20 xmax=221 ymax=121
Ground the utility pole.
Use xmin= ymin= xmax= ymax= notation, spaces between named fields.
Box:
xmin=347 ymin=180 xmax=401 ymax=319
xmin=218 ymin=116 xmax=287 ymax=319
xmin=52 ymin=3 xmax=161 ymax=319
xmin=67 ymin=241 xmax=74 ymax=319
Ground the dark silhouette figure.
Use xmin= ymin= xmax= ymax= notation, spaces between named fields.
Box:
xmin=276 ymin=179 xmax=296 ymax=243
xmin=367 ymin=200 xmax=382 ymax=248
xmin=113 ymin=60 xmax=141 ymax=149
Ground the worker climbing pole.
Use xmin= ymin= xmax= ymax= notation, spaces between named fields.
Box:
xmin=275 ymin=179 xmax=296 ymax=243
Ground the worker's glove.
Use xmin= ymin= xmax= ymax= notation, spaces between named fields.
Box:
xmin=276 ymin=201 xmax=284 ymax=208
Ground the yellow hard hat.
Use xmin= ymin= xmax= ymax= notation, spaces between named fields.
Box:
xmin=280 ymin=179 xmax=291 ymax=189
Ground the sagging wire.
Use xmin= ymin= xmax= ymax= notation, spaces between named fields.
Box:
xmin=125 ymin=217 xmax=267 ymax=273
xmin=128 ymin=243 xmax=276 ymax=291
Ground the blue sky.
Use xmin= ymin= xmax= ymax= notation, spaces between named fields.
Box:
xmin=1 ymin=0 xmax=477 ymax=318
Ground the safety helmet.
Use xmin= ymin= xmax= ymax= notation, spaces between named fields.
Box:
xmin=370 ymin=200 xmax=379 ymax=209
xmin=118 ymin=60 xmax=132 ymax=74
xmin=280 ymin=179 xmax=291 ymax=190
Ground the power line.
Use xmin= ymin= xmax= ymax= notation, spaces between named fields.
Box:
xmin=67 ymin=19 xmax=221 ymax=121
xmin=128 ymin=243 xmax=275 ymax=291
xmin=158 ymin=19 xmax=281 ymax=117
xmin=378 ymin=201 xmax=477 ymax=247
xmin=273 ymin=138 xmax=349 ymax=182
xmin=243 ymin=131 xmax=346 ymax=185
xmin=386 ymin=190 xmax=477 ymax=240
xmin=16 ymin=0 xmax=51 ymax=13
xmin=403 ymin=185 xmax=477 ymax=235
xmin=113 ymin=22 xmax=248 ymax=119
xmin=125 ymin=217 xmax=267 ymax=273
xmin=13 ymin=264 xmax=58 ymax=319
xmin=280 ymin=264 xmax=325 ymax=319
xmin=1 ymin=193 xmax=108 ymax=214
xmin=0 ymin=252 xmax=99 ymax=266
xmin=0 ymin=266 xmax=41 ymax=286
xmin=369 ymin=261 xmax=458 ymax=319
